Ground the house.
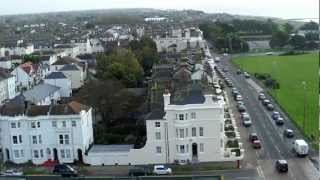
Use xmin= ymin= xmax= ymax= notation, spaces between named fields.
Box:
xmin=0 ymin=101 xmax=93 ymax=165
xmin=0 ymin=41 xmax=34 ymax=56
xmin=44 ymin=72 xmax=72 ymax=97
xmin=11 ymin=62 xmax=40 ymax=90
xmin=54 ymin=44 xmax=80 ymax=58
xmin=23 ymin=83 xmax=61 ymax=105
xmin=0 ymin=69 xmax=16 ymax=104
xmin=84 ymin=88 xmax=244 ymax=165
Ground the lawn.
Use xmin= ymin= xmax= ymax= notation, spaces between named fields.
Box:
xmin=233 ymin=53 xmax=319 ymax=141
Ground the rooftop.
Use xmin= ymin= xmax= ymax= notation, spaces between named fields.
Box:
xmin=23 ymin=83 xmax=60 ymax=103
xmin=45 ymin=72 xmax=67 ymax=79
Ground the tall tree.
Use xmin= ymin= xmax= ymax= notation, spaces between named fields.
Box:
xmin=270 ymin=31 xmax=289 ymax=48
xmin=289 ymin=35 xmax=306 ymax=50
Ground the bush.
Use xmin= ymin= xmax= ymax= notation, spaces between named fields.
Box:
xmin=225 ymin=131 xmax=236 ymax=138
xmin=225 ymin=125 xmax=235 ymax=131
xmin=231 ymin=148 xmax=241 ymax=156
xmin=226 ymin=140 xmax=239 ymax=148
xmin=279 ymin=50 xmax=308 ymax=56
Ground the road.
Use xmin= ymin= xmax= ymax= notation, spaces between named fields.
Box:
xmin=216 ymin=54 xmax=319 ymax=180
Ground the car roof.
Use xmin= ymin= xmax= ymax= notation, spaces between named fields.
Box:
xmin=154 ymin=165 xmax=165 ymax=168
xmin=250 ymin=133 xmax=257 ymax=136
xmin=278 ymin=160 xmax=288 ymax=164
xmin=285 ymin=129 xmax=293 ymax=132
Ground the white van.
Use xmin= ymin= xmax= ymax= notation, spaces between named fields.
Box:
xmin=293 ymin=139 xmax=309 ymax=157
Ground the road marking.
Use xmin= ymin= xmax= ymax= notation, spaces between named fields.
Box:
xmin=256 ymin=166 xmax=265 ymax=179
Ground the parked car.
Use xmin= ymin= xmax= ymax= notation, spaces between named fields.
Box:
xmin=266 ymin=103 xmax=274 ymax=111
xmin=0 ymin=169 xmax=23 ymax=176
xmin=272 ymin=111 xmax=280 ymax=120
xmin=153 ymin=165 xmax=172 ymax=175
xmin=252 ymin=140 xmax=262 ymax=149
xmin=241 ymin=113 xmax=252 ymax=127
xmin=249 ymin=133 xmax=259 ymax=142
xmin=283 ymin=129 xmax=294 ymax=138
xmin=262 ymin=99 xmax=271 ymax=106
xmin=275 ymin=117 xmax=284 ymax=125
xmin=266 ymin=52 xmax=274 ymax=55
xmin=53 ymin=164 xmax=78 ymax=177
xmin=237 ymin=104 xmax=246 ymax=112
xmin=235 ymin=95 xmax=243 ymax=101
xmin=293 ymin=139 xmax=309 ymax=157
xmin=258 ymin=93 xmax=266 ymax=100
xmin=129 ymin=167 xmax=152 ymax=176
xmin=236 ymin=69 xmax=242 ymax=74
xmin=275 ymin=160 xmax=288 ymax=173
xmin=244 ymin=72 xmax=250 ymax=78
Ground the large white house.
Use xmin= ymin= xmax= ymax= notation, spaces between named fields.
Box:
xmin=154 ymin=27 xmax=206 ymax=53
xmin=84 ymin=89 xmax=243 ymax=165
xmin=44 ymin=72 xmax=72 ymax=97
xmin=0 ymin=101 xmax=93 ymax=165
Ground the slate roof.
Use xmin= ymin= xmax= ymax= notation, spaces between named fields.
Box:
xmin=59 ymin=64 xmax=80 ymax=71
xmin=45 ymin=72 xmax=67 ymax=79
xmin=23 ymin=83 xmax=60 ymax=103
xmin=146 ymin=109 xmax=165 ymax=120
xmin=171 ymin=89 xmax=205 ymax=105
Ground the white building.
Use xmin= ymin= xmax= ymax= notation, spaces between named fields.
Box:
xmin=59 ymin=64 xmax=84 ymax=90
xmin=44 ymin=72 xmax=72 ymax=97
xmin=154 ymin=28 xmax=206 ymax=53
xmin=23 ymin=83 xmax=61 ymax=105
xmin=0 ymin=69 xmax=16 ymax=104
xmin=0 ymin=57 xmax=13 ymax=69
xmin=84 ymin=89 xmax=243 ymax=165
xmin=0 ymin=101 xmax=94 ymax=165
xmin=0 ymin=42 xmax=34 ymax=57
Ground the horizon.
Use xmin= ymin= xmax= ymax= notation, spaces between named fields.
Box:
xmin=0 ymin=0 xmax=318 ymax=19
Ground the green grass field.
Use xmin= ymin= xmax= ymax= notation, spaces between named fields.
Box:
xmin=233 ymin=53 xmax=319 ymax=141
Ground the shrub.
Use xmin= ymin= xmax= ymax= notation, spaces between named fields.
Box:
xmin=231 ymin=148 xmax=241 ymax=156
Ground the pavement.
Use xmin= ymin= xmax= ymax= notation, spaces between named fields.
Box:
xmin=216 ymin=54 xmax=320 ymax=180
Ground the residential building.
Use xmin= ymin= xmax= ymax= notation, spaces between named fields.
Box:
xmin=0 ymin=101 xmax=93 ymax=165
xmin=44 ymin=72 xmax=72 ymax=97
xmin=23 ymin=83 xmax=61 ymax=105
xmin=0 ymin=69 xmax=16 ymax=104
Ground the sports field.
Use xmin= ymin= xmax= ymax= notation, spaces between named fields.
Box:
xmin=233 ymin=53 xmax=319 ymax=140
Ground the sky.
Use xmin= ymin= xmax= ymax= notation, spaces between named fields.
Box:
xmin=0 ymin=0 xmax=319 ymax=19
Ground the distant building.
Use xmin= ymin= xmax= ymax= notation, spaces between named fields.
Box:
xmin=44 ymin=72 xmax=72 ymax=97
xmin=0 ymin=69 xmax=16 ymax=104
xmin=23 ymin=83 xmax=61 ymax=105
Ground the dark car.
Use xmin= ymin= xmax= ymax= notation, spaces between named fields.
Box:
xmin=237 ymin=104 xmax=246 ymax=112
xmin=283 ymin=129 xmax=294 ymax=138
xmin=266 ymin=104 xmax=274 ymax=111
xmin=129 ymin=167 xmax=152 ymax=176
xmin=252 ymin=140 xmax=262 ymax=149
xmin=236 ymin=69 xmax=242 ymax=74
xmin=275 ymin=160 xmax=288 ymax=173
xmin=275 ymin=118 xmax=284 ymax=125
xmin=249 ymin=133 xmax=259 ymax=142
xmin=272 ymin=111 xmax=280 ymax=120
xmin=53 ymin=164 xmax=78 ymax=177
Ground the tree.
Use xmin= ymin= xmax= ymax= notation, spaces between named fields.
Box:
xmin=300 ymin=21 xmax=319 ymax=30
xmin=23 ymin=55 xmax=40 ymax=64
xmin=283 ymin=23 xmax=294 ymax=34
xmin=305 ymin=33 xmax=319 ymax=41
xmin=270 ymin=31 xmax=289 ymax=49
xmin=289 ymin=35 xmax=306 ymax=50
xmin=96 ymin=48 xmax=143 ymax=87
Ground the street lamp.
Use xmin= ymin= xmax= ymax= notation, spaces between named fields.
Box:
xmin=301 ymin=81 xmax=307 ymax=132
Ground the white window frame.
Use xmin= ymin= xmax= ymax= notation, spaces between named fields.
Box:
xmin=155 ymin=132 xmax=161 ymax=140
xmin=179 ymin=114 xmax=184 ymax=120
xmin=192 ymin=127 xmax=196 ymax=137
xmin=11 ymin=122 xmax=16 ymax=128
xmin=155 ymin=122 xmax=161 ymax=128
xmin=52 ymin=121 xmax=57 ymax=127
xmin=199 ymin=127 xmax=204 ymax=136
xmin=179 ymin=129 xmax=184 ymax=138
xmin=200 ymin=143 xmax=204 ymax=153
xmin=72 ymin=121 xmax=76 ymax=127
xmin=191 ymin=112 xmax=196 ymax=119
xmin=180 ymin=145 xmax=185 ymax=153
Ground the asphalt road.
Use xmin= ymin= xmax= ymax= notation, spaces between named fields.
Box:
xmin=216 ymin=54 xmax=319 ymax=180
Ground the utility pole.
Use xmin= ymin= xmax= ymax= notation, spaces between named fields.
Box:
xmin=302 ymin=81 xmax=307 ymax=132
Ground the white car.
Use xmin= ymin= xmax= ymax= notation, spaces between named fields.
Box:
xmin=1 ymin=169 xmax=23 ymax=176
xmin=153 ymin=165 xmax=172 ymax=175
xmin=235 ymin=95 xmax=243 ymax=101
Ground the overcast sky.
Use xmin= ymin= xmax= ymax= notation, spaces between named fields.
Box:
xmin=1 ymin=0 xmax=319 ymax=19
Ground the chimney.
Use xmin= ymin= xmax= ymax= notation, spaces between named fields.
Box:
xmin=204 ymin=94 xmax=213 ymax=104
xmin=163 ymin=89 xmax=171 ymax=108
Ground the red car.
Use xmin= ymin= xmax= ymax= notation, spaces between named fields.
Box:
xmin=252 ymin=140 xmax=262 ymax=149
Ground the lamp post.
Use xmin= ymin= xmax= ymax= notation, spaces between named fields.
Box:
xmin=301 ymin=81 xmax=307 ymax=132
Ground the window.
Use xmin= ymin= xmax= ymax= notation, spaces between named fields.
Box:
xmin=175 ymin=114 xmax=178 ymax=120
xmin=12 ymin=136 xmax=18 ymax=144
xmin=38 ymin=135 xmax=42 ymax=144
xmin=200 ymin=143 xmax=204 ymax=152
xmin=32 ymin=136 xmax=37 ymax=144
xmin=31 ymin=121 xmax=36 ymax=128
xmin=186 ymin=128 xmax=188 ymax=137
xmin=155 ymin=122 xmax=160 ymax=127
xmin=18 ymin=135 xmax=22 ymax=143
xmin=17 ymin=122 xmax=21 ymax=128
xmin=52 ymin=121 xmax=57 ymax=127
xmin=11 ymin=122 xmax=16 ymax=128
xmin=40 ymin=149 xmax=44 ymax=157
xmin=180 ymin=145 xmax=185 ymax=153
xmin=64 ymin=135 xmax=70 ymax=144
xmin=176 ymin=145 xmax=179 ymax=153
xmin=155 ymin=132 xmax=161 ymax=140
xmin=59 ymin=134 xmax=70 ymax=145
xmin=192 ymin=127 xmax=196 ymax=137
xmin=33 ymin=150 xmax=39 ymax=158
xmin=37 ymin=122 xmax=40 ymax=128
xmin=191 ymin=112 xmax=196 ymax=119
xmin=72 ymin=121 xmax=76 ymax=127
xmin=179 ymin=129 xmax=184 ymax=138
xmin=14 ymin=150 xmax=20 ymax=158
xmin=176 ymin=129 xmax=179 ymax=138
xmin=20 ymin=150 xmax=24 ymax=157
xmin=156 ymin=146 xmax=162 ymax=154
xmin=179 ymin=114 xmax=184 ymax=120
xmin=66 ymin=149 xmax=71 ymax=158
xmin=185 ymin=113 xmax=188 ymax=120
xmin=62 ymin=121 xmax=66 ymax=127
xmin=220 ymin=139 xmax=223 ymax=148
xmin=60 ymin=149 xmax=65 ymax=158
xmin=199 ymin=127 xmax=204 ymax=136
